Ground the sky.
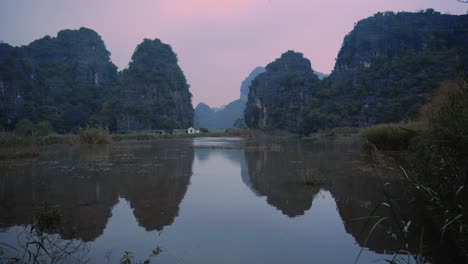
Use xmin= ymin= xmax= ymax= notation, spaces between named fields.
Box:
xmin=0 ymin=0 xmax=467 ymax=107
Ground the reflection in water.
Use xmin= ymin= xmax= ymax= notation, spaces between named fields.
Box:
xmin=0 ymin=137 xmax=423 ymax=263
xmin=245 ymin=147 xmax=320 ymax=217
xmin=0 ymin=141 xmax=194 ymax=242
xmin=242 ymin=138 xmax=419 ymax=256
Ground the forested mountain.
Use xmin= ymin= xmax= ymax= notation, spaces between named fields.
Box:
xmin=194 ymin=67 xmax=265 ymax=130
xmin=0 ymin=28 xmax=118 ymax=132
xmin=0 ymin=29 xmax=193 ymax=132
xmin=245 ymin=10 xmax=468 ymax=134
xmin=244 ymin=51 xmax=320 ymax=132
xmin=105 ymin=39 xmax=193 ymax=131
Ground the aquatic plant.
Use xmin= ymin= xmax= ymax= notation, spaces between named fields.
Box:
xmin=0 ymin=205 xmax=89 ymax=263
xmin=119 ymin=246 xmax=162 ymax=264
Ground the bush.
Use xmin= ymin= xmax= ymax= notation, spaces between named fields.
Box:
xmin=35 ymin=121 xmax=54 ymax=136
xmin=15 ymin=119 xmax=35 ymax=136
xmin=402 ymin=80 xmax=468 ymax=260
xmin=79 ymin=126 xmax=111 ymax=144
xmin=362 ymin=124 xmax=416 ymax=151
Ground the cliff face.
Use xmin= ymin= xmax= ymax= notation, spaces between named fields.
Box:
xmin=0 ymin=28 xmax=118 ymax=132
xmin=0 ymin=30 xmax=194 ymax=132
xmin=103 ymin=39 xmax=194 ymax=131
xmin=245 ymin=11 xmax=468 ymax=134
xmin=240 ymin=67 xmax=266 ymax=102
xmin=194 ymin=67 xmax=264 ymax=130
xmin=318 ymin=11 xmax=468 ymax=129
xmin=244 ymin=51 xmax=319 ymax=132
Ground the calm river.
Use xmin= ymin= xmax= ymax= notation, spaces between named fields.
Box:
xmin=0 ymin=137 xmax=419 ymax=263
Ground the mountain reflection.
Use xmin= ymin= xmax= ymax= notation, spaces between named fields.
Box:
xmin=242 ymin=138 xmax=419 ymax=255
xmin=245 ymin=146 xmax=320 ymax=217
xmin=0 ymin=141 xmax=194 ymax=241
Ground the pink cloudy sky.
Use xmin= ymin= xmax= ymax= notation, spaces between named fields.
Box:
xmin=0 ymin=0 xmax=466 ymax=107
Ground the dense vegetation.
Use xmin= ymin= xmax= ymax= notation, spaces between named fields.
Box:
xmin=245 ymin=51 xmax=320 ymax=132
xmin=0 ymin=29 xmax=193 ymax=133
xmin=109 ymin=39 xmax=193 ymax=131
xmin=0 ymin=28 xmax=118 ymax=133
xmin=362 ymin=79 xmax=468 ymax=263
xmin=245 ymin=10 xmax=468 ymax=134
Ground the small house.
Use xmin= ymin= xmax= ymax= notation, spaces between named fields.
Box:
xmin=187 ymin=127 xmax=200 ymax=134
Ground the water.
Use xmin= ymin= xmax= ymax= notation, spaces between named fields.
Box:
xmin=0 ymin=137 xmax=413 ymax=263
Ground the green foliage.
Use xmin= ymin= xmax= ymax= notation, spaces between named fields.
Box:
xmin=367 ymin=80 xmax=468 ymax=261
xmin=15 ymin=119 xmax=35 ymax=136
xmin=120 ymin=246 xmax=162 ymax=264
xmin=79 ymin=125 xmax=111 ymax=144
xmin=403 ymin=85 xmax=468 ymax=260
xmin=245 ymin=51 xmax=319 ymax=132
xmin=113 ymin=38 xmax=193 ymax=131
xmin=0 ymin=28 xmax=118 ymax=132
xmin=296 ymin=12 xmax=468 ymax=134
xmin=199 ymin=127 xmax=209 ymax=133
xmin=407 ymin=82 xmax=468 ymax=196
xmin=363 ymin=125 xmax=417 ymax=151
xmin=120 ymin=251 xmax=134 ymax=264
xmin=15 ymin=119 xmax=55 ymax=136
xmin=35 ymin=121 xmax=54 ymax=136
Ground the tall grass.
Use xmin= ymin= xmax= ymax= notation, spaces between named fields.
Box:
xmin=79 ymin=126 xmax=111 ymax=144
xmin=362 ymin=124 xmax=417 ymax=151
xmin=361 ymin=79 xmax=468 ymax=263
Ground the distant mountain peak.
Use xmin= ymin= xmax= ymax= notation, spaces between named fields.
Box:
xmin=240 ymin=66 xmax=265 ymax=102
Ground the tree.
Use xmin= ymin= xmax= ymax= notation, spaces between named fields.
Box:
xmin=15 ymin=119 xmax=35 ymax=136
xmin=35 ymin=121 xmax=54 ymax=136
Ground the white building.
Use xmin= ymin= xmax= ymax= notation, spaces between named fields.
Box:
xmin=187 ymin=127 xmax=200 ymax=134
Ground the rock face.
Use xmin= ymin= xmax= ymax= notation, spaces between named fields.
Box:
xmin=0 ymin=30 xmax=194 ymax=132
xmin=317 ymin=11 xmax=468 ymax=130
xmin=245 ymin=11 xmax=468 ymax=134
xmin=240 ymin=67 xmax=266 ymax=102
xmin=244 ymin=51 xmax=320 ymax=132
xmin=113 ymin=39 xmax=193 ymax=131
xmin=194 ymin=67 xmax=264 ymax=130
xmin=0 ymin=28 xmax=118 ymax=132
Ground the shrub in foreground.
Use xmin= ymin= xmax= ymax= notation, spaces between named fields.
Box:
xmin=362 ymin=124 xmax=416 ymax=151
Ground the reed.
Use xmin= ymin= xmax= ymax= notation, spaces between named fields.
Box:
xmin=79 ymin=126 xmax=111 ymax=144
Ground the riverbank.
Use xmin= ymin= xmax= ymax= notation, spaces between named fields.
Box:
xmin=0 ymin=128 xmax=267 ymax=160
xmin=359 ymin=80 xmax=468 ymax=263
